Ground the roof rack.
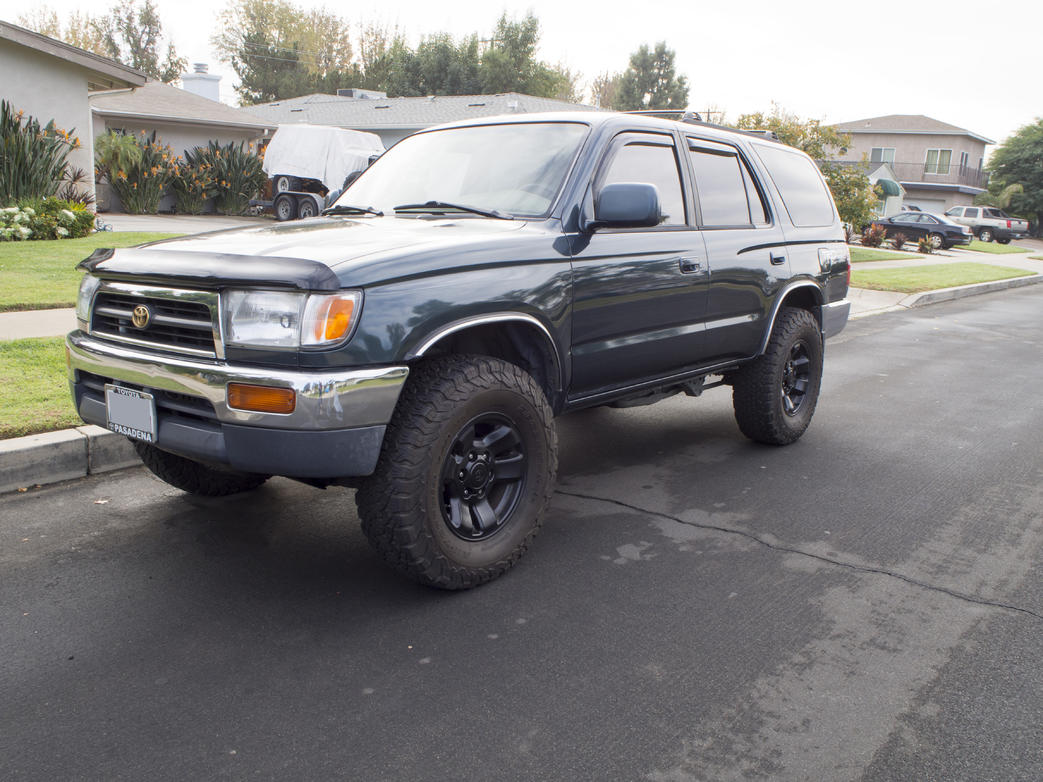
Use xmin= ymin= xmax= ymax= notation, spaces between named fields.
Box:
xmin=622 ymin=109 xmax=780 ymax=142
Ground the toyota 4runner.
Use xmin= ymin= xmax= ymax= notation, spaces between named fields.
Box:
xmin=67 ymin=112 xmax=851 ymax=589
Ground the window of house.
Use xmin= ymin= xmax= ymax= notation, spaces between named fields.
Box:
xmin=599 ymin=136 xmax=686 ymax=226
xmin=870 ymin=147 xmax=896 ymax=164
xmin=959 ymin=151 xmax=969 ymax=170
xmin=686 ymin=140 xmax=769 ymax=228
xmin=924 ymin=149 xmax=952 ymax=175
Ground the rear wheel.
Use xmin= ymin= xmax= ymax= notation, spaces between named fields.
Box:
xmin=133 ymin=442 xmax=269 ymax=496
xmin=929 ymin=232 xmax=944 ymax=250
xmin=297 ymin=197 xmax=318 ymax=218
xmin=356 ymin=355 xmax=557 ymax=590
xmin=273 ymin=193 xmax=297 ymax=222
xmin=997 ymin=237 xmax=1011 ymax=245
xmin=732 ymin=307 xmax=823 ymax=445
xmin=978 ymin=228 xmax=993 ymax=242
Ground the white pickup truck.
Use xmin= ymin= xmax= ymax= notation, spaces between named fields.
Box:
xmin=944 ymin=205 xmax=1030 ymax=244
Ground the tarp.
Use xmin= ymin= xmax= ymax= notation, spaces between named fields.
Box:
xmin=262 ymin=124 xmax=385 ymax=192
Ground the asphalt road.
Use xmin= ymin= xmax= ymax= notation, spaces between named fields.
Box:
xmin=3 ymin=288 xmax=1042 ymax=781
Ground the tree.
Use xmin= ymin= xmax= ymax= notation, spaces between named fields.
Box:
xmin=590 ymin=72 xmax=622 ymax=109
xmin=613 ymin=42 xmax=688 ymax=111
xmin=735 ymin=106 xmax=878 ymax=228
xmin=986 ymin=119 xmax=1043 ymax=234
xmin=20 ymin=1 xmax=185 ymax=83
xmin=478 ymin=13 xmax=574 ymax=99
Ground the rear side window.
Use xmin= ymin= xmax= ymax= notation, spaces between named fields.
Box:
xmin=984 ymin=208 xmax=1007 ymax=218
xmin=754 ymin=144 xmax=835 ymax=227
xmin=687 ymin=139 xmax=769 ymax=228
xmin=965 ymin=207 xmax=979 ymax=218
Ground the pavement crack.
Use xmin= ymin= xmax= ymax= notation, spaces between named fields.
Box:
xmin=555 ymin=488 xmax=1043 ymax=622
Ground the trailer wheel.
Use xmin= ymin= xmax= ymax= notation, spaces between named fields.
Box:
xmin=297 ymin=197 xmax=319 ymax=218
xmin=274 ymin=193 xmax=297 ymax=222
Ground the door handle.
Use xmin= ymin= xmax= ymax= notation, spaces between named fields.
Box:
xmin=678 ymin=257 xmax=704 ymax=274
xmin=770 ymin=253 xmax=787 ymax=265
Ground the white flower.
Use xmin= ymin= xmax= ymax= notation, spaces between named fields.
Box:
xmin=56 ymin=226 xmax=69 ymax=237
xmin=60 ymin=209 xmax=76 ymax=223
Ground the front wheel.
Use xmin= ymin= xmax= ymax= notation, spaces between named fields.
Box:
xmin=273 ymin=193 xmax=297 ymax=222
xmin=732 ymin=307 xmax=823 ymax=445
xmin=356 ymin=356 xmax=557 ymax=589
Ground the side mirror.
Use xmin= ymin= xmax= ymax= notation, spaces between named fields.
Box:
xmin=591 ymin=182 xmax=661 ymax=230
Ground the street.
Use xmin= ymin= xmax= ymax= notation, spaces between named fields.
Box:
xmin=2 ymin=287 xmax=1042 ymax=781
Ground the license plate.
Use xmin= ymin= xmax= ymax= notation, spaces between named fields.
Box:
xmin=105 ymin=384 xmax=157 ymax=443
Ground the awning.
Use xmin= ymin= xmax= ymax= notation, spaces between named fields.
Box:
xmin=876 ymin=178 xmax=902 ymax=197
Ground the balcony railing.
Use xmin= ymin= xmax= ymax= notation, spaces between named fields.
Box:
xmin=831 ymin=160 xmax=989 ymax=189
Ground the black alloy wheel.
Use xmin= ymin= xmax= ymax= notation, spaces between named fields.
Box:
xmin=440 ymin=413 xmax=527 ymax=541
xmin=780 ymin=340 xmax=811 ymax=416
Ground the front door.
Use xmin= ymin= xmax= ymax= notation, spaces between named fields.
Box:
xmin=568 ymin=131 xmax=709 ymax=398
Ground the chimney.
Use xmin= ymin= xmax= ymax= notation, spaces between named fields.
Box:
xmin=181 ymin=63 xmax=221 ymax=103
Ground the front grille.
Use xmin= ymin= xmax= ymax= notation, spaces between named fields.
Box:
xmin=90 ymin=291 xmax=218 ymax=357
xmin=79 ymin=371 xmax=218 ymax=422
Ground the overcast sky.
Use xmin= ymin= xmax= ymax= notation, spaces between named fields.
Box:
xmin=6 ymin=0 xmax=1039 ymax=147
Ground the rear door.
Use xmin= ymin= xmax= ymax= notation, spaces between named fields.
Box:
xmin=569 ymin=130 xmax=708 ymax=396
xmin=685 ymin=136 xmax=789 ymax=361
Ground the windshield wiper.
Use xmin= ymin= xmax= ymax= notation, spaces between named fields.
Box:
xmin=322 ymin=204 xmax=384 ymax=217
xmin=393 ymin=200 xmax=514 ymax=220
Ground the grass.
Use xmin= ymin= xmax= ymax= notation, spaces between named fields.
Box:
xmin=850 ymin=247 xmax=921 ymax=262
xmin=0 ymin=337 xmax=80 ymax=439
xmin=851 ymin=262 xmax=1034 ymax=294
xmin=1031 ymin=256 xmax=1043 ymax=261
xmin=963 ymin=239 xmax=1031 ymax=254
xmin=0 ymin=232 xmax=181 ymax=312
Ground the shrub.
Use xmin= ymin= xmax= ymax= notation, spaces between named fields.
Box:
xmin=0 ymin=198 xmax=93 ymax=241
xmin=917 ymin=236 xmax=933 ymax=254
xmin=95 ymin=131 xmax=175 ymax=214
xmin=861 ymin=223 xmax=885 ymax=247
xmin=195 ymin=140 xmax=267 ymax=215
xmin=0 ymin=100 xmax=81 ymax=203
xmin=891 ymin=232 xmax=908 ymax=251
xmin=170 ymin=148 xmax=216 ymax=215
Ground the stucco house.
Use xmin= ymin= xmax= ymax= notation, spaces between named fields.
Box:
xmin=0 ymin=21 xmax=145 ymax=205
xmin=89 ymin=79 xmax=276 ymax=211
xmin=831 ymin=114 xmax=993 ymax=213
xmin=247 ymin=89 xmax=600 ymax=148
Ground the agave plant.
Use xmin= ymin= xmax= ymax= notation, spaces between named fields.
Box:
xmin=0 ymin=100 xmax=80 ymax=203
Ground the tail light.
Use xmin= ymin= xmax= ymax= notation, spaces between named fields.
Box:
xmin=1007 ymin=220 xmax=1012 ymax=228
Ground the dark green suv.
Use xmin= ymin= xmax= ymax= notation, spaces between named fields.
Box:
xmin=67 ymin=112 xmax=850 ymax=588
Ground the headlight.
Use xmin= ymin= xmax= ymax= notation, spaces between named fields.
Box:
xmin=223 ymin=290 xmax=362 ymax=349
xmin=75 ymin=274 xmax=101 ymax=322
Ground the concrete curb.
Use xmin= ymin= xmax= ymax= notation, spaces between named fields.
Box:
xmin=0 ymin=425 xmax=139 ymax=495
xmin=900 ymin=272 xmax=1043 ymax=307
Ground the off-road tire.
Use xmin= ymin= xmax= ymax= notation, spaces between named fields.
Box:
xmin=133 ymin=442 xmax=270 ymax=496
xmin=732 ymin=307 xmax=823 ymax=445
xmin=356 ymin=355 xmax=557 ymax=590
xmin=978 ymin=228 xmax=993 ymax=242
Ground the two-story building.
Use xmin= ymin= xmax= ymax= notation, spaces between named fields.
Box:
xmin=831 ymin=114 xmax=993 ymax=213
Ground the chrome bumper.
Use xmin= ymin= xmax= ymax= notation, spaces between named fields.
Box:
xmin=66 ymin=331 xmax=408 ymax=431
xmin=822 ymin=299 xmax=850 ymax=339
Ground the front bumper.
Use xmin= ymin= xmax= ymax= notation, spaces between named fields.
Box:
xmin=66 ymin=331 xmax=408 ymax=477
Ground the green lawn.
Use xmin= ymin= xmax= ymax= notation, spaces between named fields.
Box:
xmin=850 ymin=247 xmax=921 ymax=262
xmin=963 ymin=239 xmax=1031 ymax=254
xmin=1031 ymin=256 xmax=1043 ymax=261
xmin=0 ymin=232 xmax=181 ymax=312
xmin=0 ymin=337 xmax=80 ymax=439
xmin=852 ymin=262 xmax=1034 ymax=294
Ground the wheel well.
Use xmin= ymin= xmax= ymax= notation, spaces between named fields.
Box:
xmin=778 ymin=286 xmax=822 ymax=328
xmin=416 ymin=322 xmax=562 ymax=410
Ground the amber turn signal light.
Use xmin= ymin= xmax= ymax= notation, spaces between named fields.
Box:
xmin=227 ymin=383 xmax=296 ymax=414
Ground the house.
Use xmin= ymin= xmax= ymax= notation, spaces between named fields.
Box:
xmin=247 ymin=90 xmax=600 ymax=148
xmin=0 ymin=21 xmax=146 ymax=205
xmin=89 ymin=79 xmax=276 ymax=211
xmin=831 ymin=114 xmax=993 ymax=213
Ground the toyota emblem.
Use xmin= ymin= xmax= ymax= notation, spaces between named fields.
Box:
xmin=131 ymin=304 xmax=151 ymax=329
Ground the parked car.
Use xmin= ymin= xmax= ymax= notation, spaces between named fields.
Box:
xmin=66 ymin=112 xmax=851 ymax=589
xmin=871 ymin=212 xmax=972 ymax=249
xmin=943 ymin=205 xmax=1029 ymax=244
xmin=899 ymin=204 xmax=921 ymax=212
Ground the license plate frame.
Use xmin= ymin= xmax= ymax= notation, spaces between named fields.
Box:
xmin=104 ymin=384 xmax=157 ymax=443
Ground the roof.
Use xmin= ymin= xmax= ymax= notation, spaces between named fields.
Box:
xmin=247 ymin=92 xmax=600 ymax=130
xmin=90 ymin=80 xmax=275 ymax=132
xmin=832 ymin=114 xmax=994 ymax=145
xmin=0 ymin=20 xmax=145 ymax=91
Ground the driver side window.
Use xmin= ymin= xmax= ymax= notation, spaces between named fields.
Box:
xmin=599 ymin=136 xmax=686 ymax=226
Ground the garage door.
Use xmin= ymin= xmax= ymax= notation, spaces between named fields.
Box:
xmin=903 ymin=198 xmax=947 ymax=214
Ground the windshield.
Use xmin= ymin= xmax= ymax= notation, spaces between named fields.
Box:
xmin=334 ymin=122 xmax=589 ymax=218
